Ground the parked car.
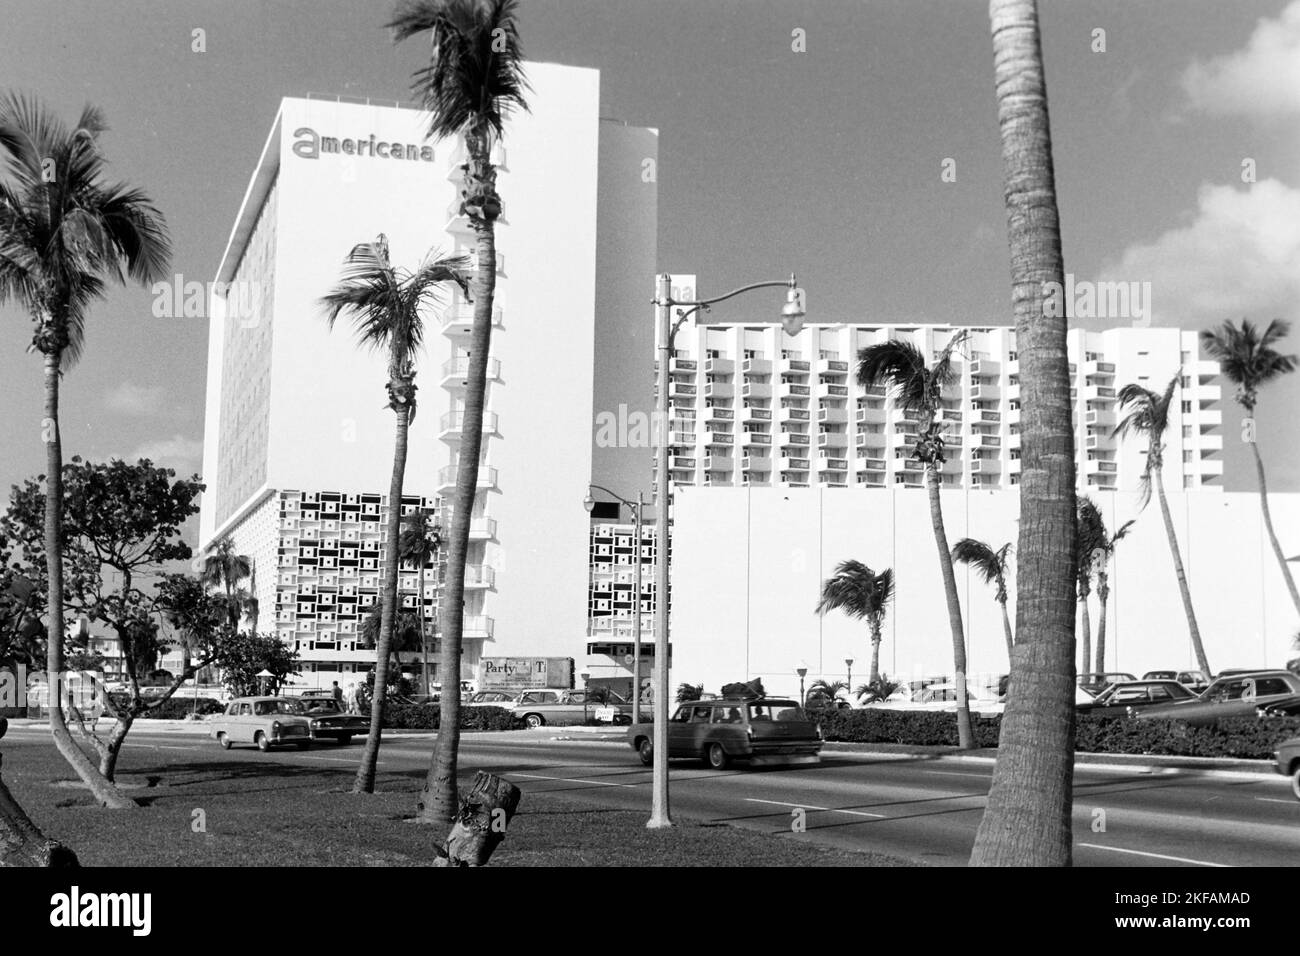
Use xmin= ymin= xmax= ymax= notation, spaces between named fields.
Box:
xmin=292 ymin=696 xmax=369 ymax=744
xmin=1136 ymin=671 xmax=1300 ymax=726
xmin=1077 ymin=672 xmax=1138 ymax=696
xmin=1141 ymin=670 xmax=1209 ymax=692
xmin=209 ymin=697 xmax=312 ymax=751
xmin=1274 ymin=735 xmax=1300 ymax=801
xmin=1077 ymin=680 xmax=1198 ymax=718
xmin=628 ymin=697 xmax=822 ymax=769
xmin=1256 ymin=695 xmax=1300 ymax=718
xmin=464 ymin=690 xmax=517 ymax=708
xmin=513 ymin=688 xmax=632 ymax=728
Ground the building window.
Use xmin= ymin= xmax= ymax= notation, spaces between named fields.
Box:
xmin=1181 ymin=401 xmax=1192 ymax=414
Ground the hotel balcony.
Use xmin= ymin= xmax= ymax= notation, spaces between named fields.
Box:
xmin=1084 ymin=433 xmax=1101 ymax=450
xmin=704 ymin=406 xmax=735 ymax=425
xmin=439 ymin=410 xmax=499 ymax=441
xmin=856 ymin=404 xmax=886 ymax=424
xmin=968 ymin=358 xmax=1000 ymax=377
xmin=815 ymin=456 xmax=848 ymax=473
xmin=1198 ymin=409 xmax=1223 ymax=426
xmin=940 ymin=408 xmax=964 ymax=425
xmin=816 ymin=358 xmax=850 ymax=377
xmin=855 ymin=457 xmax=887 ymax=471
xmin=1084 ymin=360 xmax=1116 ymax=378
xmin=780 ymin=357 xmax=811 ymax=374
xmin=817 ymin=431 xmax=848 ymax=449
xmin=970 ymin=458 xmax=1000 ymax=474
xmin=972 ymin=409 xmax=1000 ymax=426
xmin=779 ymin=456 xmax=811 ymax=471
xmin=818 ymin=405 xmax=848 ymax=424
xmin=671 ymin=456 xmax=698 ymax=470
xmin=1085 ymin=407 xmax=1115 ymax=427
xmin=462 ymin=615 xmax=495 ymax=640
xmin=888 ymin=430 xmax=917 ymax=447
xmin=1085 ymin=459 xmax=1118 ymax=476
xmin=742 ymin=358 xmax=772 ymax=376
xmin=468 ymin=517 xmax=498 ymax=541
xmin=702 ymin=455 xmax=734 ymax=471
xmin=901 ymin=458 xmax=925 ymax=472
xmin=704 ymin=431 xmax=734 ymax=447
xmin=440 ymin=302 xmax=503 ymax=336
xmin=704 ymin=380 xmax=734 ymax=400
xmin=1197 ymin=434 xmax=1224 ymax=450
xmin=779 ymin=405 xmax=811 ymax=421
xmin=1194 ymin=360 xmax=1220 ymax=379
xmin=669 ymin=356 xmax=698 ymax=373
xmin=862 ymin=385 xmax=887 ymax=399
xmin=779 ymin=431 xmax=811 ymax=448
xmin=705 ymin=358 xmax=735 ymax=375
xmin=856 ymin=474 xmax=886 ymax=488
xmin=1008 ymin=457 xmax=1021 ymax=475
xmin=822 ymin=384 xmax=850 ymax=398
xmin=741 ymin=431 xmax=772 ymax=446
xmin=1194 ymin=458 xmax=1225 ymax=476
xmin=742 ymin=405 xmax=772 ymax=423
xmin=742 ymin=454 xmax=771 ymax=471
xmin=975 ymin=434 xmax=1001 ymax=449
xmin=778 ymin=382 xmax=812 ymax=400
xmin=969 ymin=381 xmax=1000 ymax=401
xmin=1007 ymin=383 xmax=1021 ymax=403
xmin=437 ymin=465 xmax=497 ymax=493
xmin=742 ymin=381 xmax=772 ymax=400
xmin=463 ymin=565 xmax=496 ymax=589
xmin=440 ymin=357 xmax=501 ymax=388
xmin=1009 ymin=432 xmax=1021 ymax=449
xmin=1196 ymin=385 xmax=1222 ymax=402
xmin=670 ymin=430 xmax=696 ymax=446
xmin=670 ymin=382 xmax=698 ymax=400
xmin=1083 ymin=384 xmax=1117 ymax=403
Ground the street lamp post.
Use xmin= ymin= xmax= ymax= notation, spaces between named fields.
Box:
xmin=584 ymin=485 xmax=646 ymax=723
xmin=649 ymin=272 xmax=806 ymax=830
xmin=796 ymin=666 xmax=808 ymax=707
xmin=846 ymin=658 xmax=854 ymax=697
xmin=581 ymin=671 xmax=590 ymax=723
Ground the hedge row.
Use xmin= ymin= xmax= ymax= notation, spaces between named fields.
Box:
xmin=812 ymin=709 xmax=1300 ymax=760
xmin=372 ymin=702 xmax=524 ymax=732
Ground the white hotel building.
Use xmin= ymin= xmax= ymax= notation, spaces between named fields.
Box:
xmin=199 ymin=64 xmax=658 ymax=689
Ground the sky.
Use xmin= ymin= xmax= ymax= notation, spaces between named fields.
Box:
xmin=1 ymin=0 xmax=1298 ymax=523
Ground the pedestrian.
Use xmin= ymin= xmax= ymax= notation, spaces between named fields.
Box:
xmin=332 ymin=680 xmax=343 ymax=706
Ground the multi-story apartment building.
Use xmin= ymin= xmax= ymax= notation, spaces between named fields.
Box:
xmin=657 ymin=277 xmax=1224 ymax=494
xmin=199 ymin=65 xmax=658 ymax=689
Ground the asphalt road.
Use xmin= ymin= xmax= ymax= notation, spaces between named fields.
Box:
xmin=6 ymin=726 xmax=1298 ymax=866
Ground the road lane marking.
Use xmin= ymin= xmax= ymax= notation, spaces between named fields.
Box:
xmin=1076 ymin=843 xmax=1228 ymax=867
xmin=925 ymin=770 xmax=989 ymax=778
xmin=745 ymin=798 xmax=885 ymax=819
xmin=1255 ymin=797 xmax=1297 ymax=805
xmin=508 ymin=773 xmax=634 ymax=789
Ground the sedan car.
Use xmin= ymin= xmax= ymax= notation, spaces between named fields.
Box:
xmin=464 ymin=690 xmax=517 ymax=708
xmin=1256 ymin=695 xmax=1300 ymax=718
xmin=1274 ymin=735 xmax=1300 ymax=801
xmin=513 ymin=688 xmax=633 ymax=728
xmin=1142 ymin=670 xmax=1210 ymax=692
xmin=1136 ymin=671 xmax=1300 ymax=726
xmin=209 ymin=697 xmax=312 ymax=751
xmin=294 ymin=697 xmax=369 ymax=743
xmin=1077 ymin=672 xmax=1138 ymax=696
xmin=628 ymin=697 xmax=822 ymax=769
xmin=1077 ymin=680 xmax=1198 ymax=718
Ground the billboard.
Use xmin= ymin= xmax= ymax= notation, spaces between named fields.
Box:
xmin=478 ymin=657 xmax=574 ymax=693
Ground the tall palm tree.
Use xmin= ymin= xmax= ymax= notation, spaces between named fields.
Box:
xmin=971 ymin=0 xmax=1078 ymax=867
xmin=388 ymin=0 xmax=529 ymax=825
xmin=200 ymin=537 xmax=251 ymax=634
xmin=857 ymin=333 xmax=972 ymax=747
xmin=0 ymin=95 xmax=170 ymax=810
xmin=815 ymin=560 xmax=895 ymax=685
xmin=1113 ymin=374 xmax=1210 ymax=675
xmin=1092 ymin=512 xmax=1134 ymax=674
xmin=1201 ymin=319 xmax=1300 ymax=620
xmin=362 ymin=605 xmax=425 ymax=685
xmin=951 ymin=539 xmax=1015 ymax=662
xmin=1074 ymin=498 xmax=1107 ymax=676
xmin=398 ymin=510 xmax=441 ymax=694
xmin=321 ymin=236 xmax=467 ymax=795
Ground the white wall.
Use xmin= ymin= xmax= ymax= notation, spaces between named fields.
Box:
xmin=671 ymin=486 xmax=1300 ymax=699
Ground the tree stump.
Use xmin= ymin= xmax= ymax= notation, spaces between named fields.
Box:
xmin=431 ymin=770 xmax=521 ymax=867
xmin=0 ymin=719 xmax=80 ymax=868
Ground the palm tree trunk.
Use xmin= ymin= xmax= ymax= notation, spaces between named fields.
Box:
xmin=869 ymin=622 xmax=882 ymax=684
xmin=926 ymin=462 xmax=973 ymax=749
xmin=1078 ymin=585 xmax=1091 ymax=677
xmin=1095 ymin=575 xmax=1109 ymax=673
xmin=971 ymin=0 xmax=1077 ymax=866
xmin=998 ymin=597 xmax=1015 ymax=662
xmin=1152 ymin=462 xmax=1210 ymax=674
xmin=418 ymin=132 xmax=498 ymax=825
xmin=418 ymin=564 xmax=429 ymax=695
xmin=41 ymin=352 xmax=135 ymax=810
xmin=1251 ymin=441 xmax=1300 ymax=619
xmin=353 ymin=399 xmax=411 ymax=794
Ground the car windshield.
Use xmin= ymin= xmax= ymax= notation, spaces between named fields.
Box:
xmin=254 ymin=700 xmax=304 ymax=716
xmin=300 ymin=699 xmax=341 ymax=713
xmin=748 ymin=702 xmax=803 ymax=722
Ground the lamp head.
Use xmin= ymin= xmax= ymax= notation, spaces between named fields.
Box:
xmin=781 ymin=284 xmax=807 ymax=335
xmin=582 ymin=493 xmax=596 ymax=514
xmin=846 ymin=658 xmax=854 ymax=668
xmin=796 ymin=667 xmax=808 ymax=679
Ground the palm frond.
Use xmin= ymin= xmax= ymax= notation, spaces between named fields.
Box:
xmin=856 ymin=339 xmax=930 ymax=412
xmin=951 ymin=537 xmax=1002 ymax=586
xmin=816 ymin=559 xmax=894 ymax=620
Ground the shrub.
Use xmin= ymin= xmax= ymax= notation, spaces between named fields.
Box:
xmin=814 ymin=709 xmax=1300 ymax=759
xmin=371 ymin=702 xmax=523 ymax=732
xmin=127 ymin=696 xmax=224 ymax=720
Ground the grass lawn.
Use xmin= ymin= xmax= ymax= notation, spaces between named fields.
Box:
xmin=1 ymin=738 xmax=912 ymax=867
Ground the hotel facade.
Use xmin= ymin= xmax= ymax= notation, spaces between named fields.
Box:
xmin=199 ymin=64 xmax=658 ymax=689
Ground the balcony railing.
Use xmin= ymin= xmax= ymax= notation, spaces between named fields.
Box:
xmin=440 ymin=357 xmax=501 ymax=385
xmin=463 ymin=565 xmax=496 ymax=588
xmin=742 ymin=405 xmax=772 ymax=421
xmin=437 ymin=465 xmax=497 ymax=490
xmin=462 ymin=615 xmax=495 ymax=639
xmin=439 ymin=411 xmax=499 ymax=436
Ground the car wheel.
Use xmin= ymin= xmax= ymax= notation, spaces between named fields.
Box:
xmin=1292 ymin=765 xmax=1300 ymax=801
xmin=217 ymin=732 xmax=232 ymax=750
xmin=524 ymin=713 xmax=545 ymax=729
xmin=638 ymin=737 xmax=654 ymax=766
xmin=704 ymin=742 xmax=729 ymax=770
xmin=255 ymin=732 xmax=270 ymax=752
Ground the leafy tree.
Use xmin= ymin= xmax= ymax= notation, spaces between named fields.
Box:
xmin=856 ymin=333 xmax=973 ymax=747
xmin=200 ymin=537 xmax=252 ymax=634
xmin=952 ymin=538 xmax=1015 ymax=662
xmin=362 ymin=604 xmax=425 ymax=683
xmin=321 ymin=235 xmax=467 ymax=795
xmin=972 ymin=0 xmax=1079 ymax=867
xmin=157 ymin=573 xmax=228 ymax=680
xmin=389 ymin=0 xmax=529 ymax=826
xmin=214 ymin=631 xmax=301 ymax=698
xmin=1201 ymin=319 xmax=1300 ymax=620
xmin=4 ymin=458 xmax=211 ymax=780
xmin=675 ymin=682 xmax=704 ymax=703
xmin=0 ymin=95 xmax=170 ymax=810
xmin=1114 ymin=374 xmax=1209 ymax=674
xmin=816 ymin=560 xmax=895 ymax=686
xmin=806 ymin=679 xmax=849 ymax=704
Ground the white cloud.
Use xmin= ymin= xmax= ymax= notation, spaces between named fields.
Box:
xmin=1181 ymin=1 xmax=1300 ymax=117
xmin=105 ymin=382 xmax=170 ymax=418
xmin=1097 ymin=178 xmax=1300 ymax=326
xmin=127 ymin=435 xmax=205 ymax=470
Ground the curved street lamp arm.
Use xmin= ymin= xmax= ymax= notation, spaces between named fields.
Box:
xmin=587 ymin=483 xmax=638 ymax=513
xmin=658 ymin=275 xmax=799 ymax=349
